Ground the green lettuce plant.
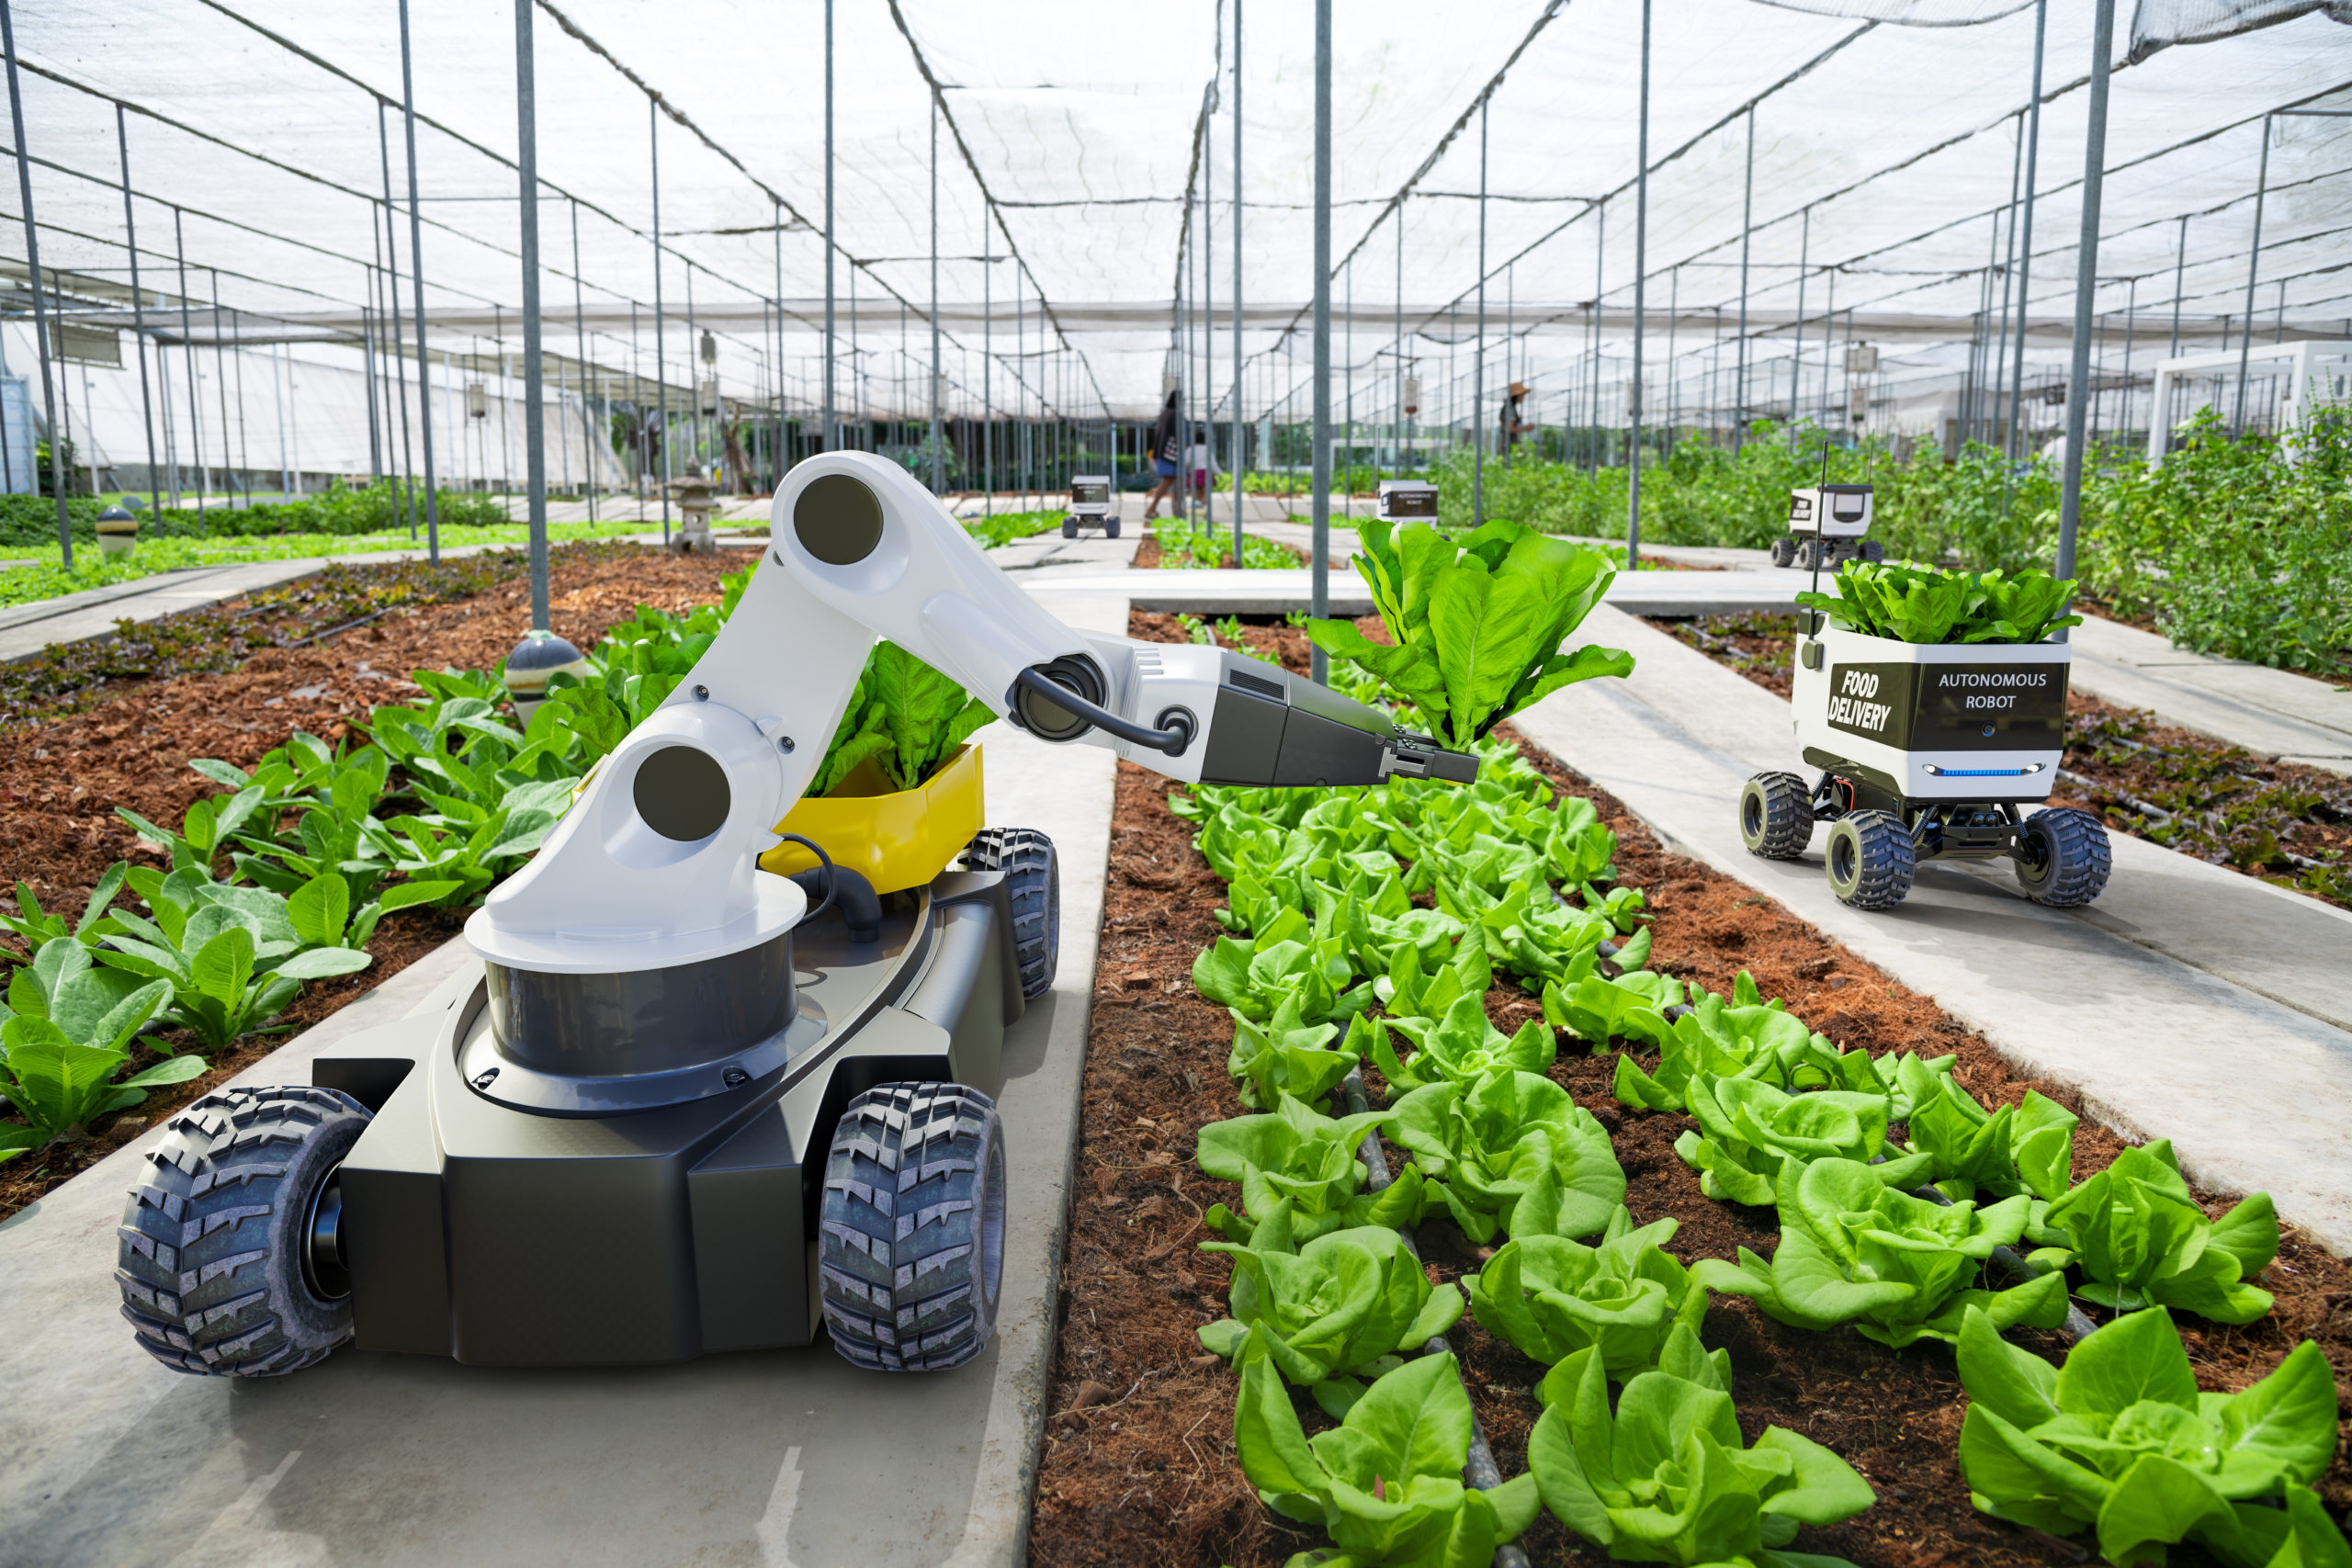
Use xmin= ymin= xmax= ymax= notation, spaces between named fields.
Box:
xmin=1673 ymin=1078 xmax=1932 ymax=1207
xmin=1955 ymin=1304 xmax=2345 ymax=1568
xmin=1199 ymin=1204 xmax=1465 ymax=1392
xmin=1388 ymin=1068 xmax=1624 ymax=1243
xmin=1898 ymin=1064 xmax=2077 ymax=1202
xmin=1227 ymin=997 xmax=1359 ymax=1110
xmin=809 ymin=641 xmax=993 ymax=795
xmin=1373 ymin=938 xmax=1492 ymax=1023
xmin=1368 ymin=993 xmax=1555 ymax=1094
xmin=1304 ymin=518 xmax=1634 ymax=750
xmin=1198 ymin=1091 xmax=1426 ymax=1245
xmin=1235 ymin=1351 xmax=1540 ymax=1568
xmin=97 ymin=871 xmax=372 ymax=1051
xmin=1543 ymin=970 xmax=1679 ymax=1051
xmin=1528 ymin=1323 xmax=1875 ymax=1567
xmin=1693 ymin=1156 xmax=2068 ymax=1348
xmin=1193 ymin=906 xmax=1374 ymax=1028
xmin=2037 ymin=1141 xmax=2278 ymax=1325
xmin=1465 ymin=1203 xmax=1708 ymax=1374
xmin=1794 ymin=560 xmax=2082 ymax=645
xmin=117 ymin=783 xmax=269 ymax=877
xmin=1 ymin=861 xmax=128 ymax=956
xmin=1611 ymin=978 xmax=1829 ymax=1112
xmin=0 ymin=941 xmax=200 ymax=1156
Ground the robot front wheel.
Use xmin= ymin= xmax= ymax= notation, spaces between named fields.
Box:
xmin=1738 ymin=772 xmax=1815 ymax=860
xmin=2013 ymin=807 xmax=2112 ymax=908
xmin=117 ymin=1085 xmax=373 ymax=1377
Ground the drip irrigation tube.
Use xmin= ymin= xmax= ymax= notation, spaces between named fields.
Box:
xmin=1340 ymin=1065 xmax=1531 ymax=1568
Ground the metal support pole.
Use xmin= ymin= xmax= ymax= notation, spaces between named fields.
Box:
xmin=2233 ymin=117 xmax=2269 ymax=435
xmin=1735 ymin=107 xmax=1753 ymax=452
xmin=378 ymin=108 xmax=415 ymax=536
xmin=2008 ymin=0 xmax=2046 ymax=460
xmin=115 ymin=103 xmax=163 ymax=524
xmin=1395 ymin=204 xmax=1404 ymax=479
xmin=173 ymin=208 xmax=205 ymax=515
xmin=1472 ymin=97 xmax=1487 ymax=526
xmin=1790 ymin=208 xmax=1808 ymax=437
xmin=1628 ymin=0 xmax=1650 ymax=574
xmin=514 ymin=0 xmax=548 ymax=629
xmin=398 ymin=0 xmax=439 ymax=561
xmin=211 ymin=268 xmax=234 ymax=503
xmin=1231 ymin=0 xmax=1244 ymax=561
xmin=2057 ymin=0 xmax=2115 ymax=584
xmin=1310 ymin=0 xmax=1331 ymax=684
xmin=362 ymin=293 xmax=382 ymax=485
xmin=651 ymin=96 xmax=670 ymax=540
xmin=929 ymin=96 xmax=942 ymax=494
xmin=2167 ymin=216 xmax=2186 ymax=356
xmin=823 ymin=0 xmax=835 ymax=453
xmin=1 ymin=0 xmax=67 ymax=560
xmin=571 ymin=198 xmax=593 ymax=520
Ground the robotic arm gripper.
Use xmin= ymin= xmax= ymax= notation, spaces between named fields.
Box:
xmin=467 ymin=451 xmax=1475 ymax=977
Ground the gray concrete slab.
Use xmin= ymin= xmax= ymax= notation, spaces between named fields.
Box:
xmin=1510 ymin=604 xmax=2352 ymax=1253
xmin=2067 ymin=615 xmax=2352 ymax=777
xmin=0 ymin=584 xmax=1125 ymax=1567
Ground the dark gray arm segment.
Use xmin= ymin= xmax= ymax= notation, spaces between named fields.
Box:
xmin=1196 ymin=651 xmax=1477 ymax=788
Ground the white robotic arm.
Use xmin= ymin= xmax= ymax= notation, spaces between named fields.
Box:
xmin=468 ymin=452 xmax=1474 ymax=976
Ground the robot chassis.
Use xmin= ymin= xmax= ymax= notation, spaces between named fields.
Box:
xmin=115 ymin=453 xmax=1476 ymax=1380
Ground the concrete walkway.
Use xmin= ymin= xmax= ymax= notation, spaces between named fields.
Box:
xmin=2066 ymin=615 xmax=2352 ymax=777
xmin=1511 ymin=605 xmax=2352 ymax=1254
xmin=0 ymin=589 xmax=1128 ymax=1568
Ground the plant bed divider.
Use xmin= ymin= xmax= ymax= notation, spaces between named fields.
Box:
xmin=1340 ymin=1062 xmax=1532 ymax=1568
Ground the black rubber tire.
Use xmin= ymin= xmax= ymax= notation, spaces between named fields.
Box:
xmin=965 ymin=827 xmax=1058 ymax=1000
xmin=1061 ymin=520 xmax=1078 ymax=539
xmin=1739 ymin=772 xmax=1815 ymax=860
xmin=1770 ymin=536 xmax=1797 ymax=569
xmin=1825 ymin=809 xmax=1917 ymax=910
xmin=2015 ymin=807 xmax=2112 ymax=907
xmin=818 ymin=1082 xmax=1007 ymax=1371
xmin=1859 ymin=539 xmax=1885 ymax=563
xmin=1105 ymin=519 xmax=1121 ymax=539
xmin=116 ymin=1085 xmax=371 ymax=1377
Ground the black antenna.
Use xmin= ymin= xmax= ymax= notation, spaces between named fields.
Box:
xmin=1804 ymin=423 xmax=1835 ymax=623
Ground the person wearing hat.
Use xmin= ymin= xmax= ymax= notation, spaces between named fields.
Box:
xmin=1498 ymin=380 xmax=1534 ymax=459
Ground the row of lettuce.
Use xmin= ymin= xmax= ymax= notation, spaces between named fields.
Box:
xmin=1163 ymin=680 xmax=2341 ymax=1566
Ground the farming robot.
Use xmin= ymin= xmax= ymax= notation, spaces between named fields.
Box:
xmin=1060 ymin=473 xmax=1120 ymax=539
xmin=1738 ymin=486 xmax=2110 ymax=912
xmin=115 ymin=452 xmax=1476 ymax=1379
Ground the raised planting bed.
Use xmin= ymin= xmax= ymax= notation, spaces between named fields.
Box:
xmin=1654 ymin=611 xmax=2352 ymax=910
xmin=0 ymin=542 xmax=743 ymax=1222
xmin=1137 ymin=519 xmax=1308 ymax=570
xmin=1025 ymin=607 xmax=2352 ymax=1568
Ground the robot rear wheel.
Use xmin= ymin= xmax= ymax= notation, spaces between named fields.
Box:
xmin=2013 ymin=807 xmax=2112 ymax=907
xmin=1825 ymin=809 xmax=1917 ymax=910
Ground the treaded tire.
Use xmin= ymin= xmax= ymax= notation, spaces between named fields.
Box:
xmin=1859 ymin=540 xmax=1885 ymax=563
xmin=1105 ymin=519 xmax=1121 ymax=539
xmin=1769 ymin=536 xmax=1797 ymax=569
xmin=819 ymin=1082 xmax=1007 ymax=1371
xmin=1825 ymin=809 xmax=1916 ymax=910
xmin=1739 ymin=772 xmax=1815 ymax=860
xmin=116 ymin=1084 xmax=370 ymax=1377
xmin=965 ymin=827 xmax=1057 ymax=1000
xmin=1061 ymin=520 xmax=1078 ymax=538
xmin=2015 ymin=807 xmax=2112 ymax=907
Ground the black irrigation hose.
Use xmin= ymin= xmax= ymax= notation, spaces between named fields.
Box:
xmin=2058 ymin=765 xmax=2329 ymax=874
xmin=285 ymin=608 xmax=392 ymax=648
xmin=1340 ymin=1066 xmax=1532 ymax=1568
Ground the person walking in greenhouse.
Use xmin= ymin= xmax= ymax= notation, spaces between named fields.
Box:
xmin=1141 ymin=388 xmax=1184 ymax=519
xmin=1188 ymin=423 xmax=1218 ymax=506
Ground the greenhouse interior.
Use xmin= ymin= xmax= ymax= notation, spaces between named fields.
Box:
xmin=1 ymin=1 xmax=2349 ymax=1565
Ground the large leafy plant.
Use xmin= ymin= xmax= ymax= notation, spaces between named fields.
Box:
xmin=1465 ymin=1204 xmax=1708 ymax=1375
xmin=1368 ymin=993 xmax=1556 ymax=1095
xmin=809 ymin=640 xmax=993 ymax=795
xmin=1236 ymin=1351 xmax=1540 ymax=1568
xmin=1194 ymin=906 xmax=1374 ymax=1030
xmin=2035 ymin=1141 xmax=2278 ymax=1325
xmin=1794 ymin=560 xmax=2082 ymax=645
xmin=1388 ymin=1068 xmax=1625 ymax=1243
xmin=1528 ymin=1323 xmax=1876 ymax=1567
xmin=1198 ymin=1093 xmax=1426 ymax=1245
xmin=1673 ymin=1078 xmax=1932 ymax=1207
xmin=1 ymin=861 xmax=128 ymax=956
xmin=1955 ymin=1304 xmax=2345 ymax=1568
xmin=1899 ymin=1066 xmax=2077 ymax=1202
xmin=1199 ymin=1205 xmax=1465 ymax=1393
xmin=0 ymin=942 xmax=201 ymax=1156
xmin=1305 ymin=518 xmax=1634 ymax=750
xmin=97 ymin=870 xmax=372 ymax=1051
xmin=1693 ymin=1156 xmax=2068 ymax=1348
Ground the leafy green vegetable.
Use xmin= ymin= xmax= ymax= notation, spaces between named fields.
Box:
xmin=1465 ymin=1204 xmax=1709 ymax=1375
xmin=1 ymin=860 xmax=128 ymax=957
xmin=1368 ymin=993 xmax=1555 ymax=1095
xmin=1198 ymin=1092 xmax=1426 ymax=1245
xmin=1388 ymin=1069 xmax=1625 ymax=1244
xmin=809 ymin=641 xmax=993 ymax=795
xmin=1236 ymin=1351 xmax=1540 ymax=1567
xmin=1611 ymin=977 xmax=1829 ymax=1112
xmin=1794 ymin=560 xmax=2083 ymax=645
xmin=2036 ymin=1140 xmax=2278 ymax=1325
xmin=1899 ymin=1064 xmax=2077 ymax=1202
xmin=1528 ymin=1323 xmax=1874 ymax=1566
xmin=117 ymin=784 xmax=269 ymax=877
xmin=1955 ymin=1304 xmax=2344 ymax=1568
xmin=1693 ymin=1156 xmax=2068 ymax=1348
xmin=1194 ymin=906 xmax=1374 ymax=1030
xmin=1673 ymin=1077 xmax=1933 ymax=1207
xmin=1305 ymin=518 xmax=1634 ymax=750
xmin=1543 ymin=970 xmax=1679 ymax=1051
xmin=1200 ymin=1206 xmax=1465 ymax=1390
xmin=0 ymin=942 xmax=199 ymax=1155
xmin=1373 ymin=937 xmax=1492 ymax=1024
xmin=1225 ymin=998 xmax=1360 ymax=1111
xmin=96 ymin=872 xmax=372 ymax=1051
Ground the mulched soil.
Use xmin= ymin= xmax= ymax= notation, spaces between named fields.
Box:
xmin=0 ymin=543 xmax=742 ymax=1223
xmin=1132 ymin=534 xmax=1311 ymax=571
xmin=1650 ymin=611 xmax=2352 ymax=912
xmin=1028 ymin=609 xmax=2352 ymax=1568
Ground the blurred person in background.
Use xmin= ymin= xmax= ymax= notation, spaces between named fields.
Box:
xmin=1142 ymin=388 xmax=1183 ymax=519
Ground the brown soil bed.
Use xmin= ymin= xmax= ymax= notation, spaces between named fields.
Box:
xmin=1649 ymin=611 xmax=2351 ymax=911
xmin=0 ymin=544 xmax=742 ymax=1224
xmin=1132 ymin=534 xmax=1310 ymax=571
xmin=1029 ymin=609 xmax=2352 ymax=1567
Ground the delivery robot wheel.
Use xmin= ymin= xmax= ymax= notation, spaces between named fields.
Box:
xmin=2013 ymin=807 xmax=2111 ymax=907
xmin=1825 ymin=809 xmax=1917 ymax=910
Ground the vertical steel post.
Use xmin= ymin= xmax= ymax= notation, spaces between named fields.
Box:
xmin=1310 ymin=0 xmax=1331 ymax=684
xmin=823 ymin=0 xmax=836 ymax=453
xmin=1990 ymin=113 xmax=2023 ymax=452
xmin=2007 ymin=0 xmax=2046 ymax=460
xmin=930 ymin=96 xmax=942 ymax=493
xmin=983 ymin=242 xmax=991 ymax=513
xmin=210 ymin=268 xmax=234 ymax=503
xmin=515 ymin=0 xmax=548 ymax=627
xmin=1790 ymin=208 xmax=1808 ymax=437
xmin=651 ymin=96 xmax=670 ymax=540
xmin=1231 ymin=0 xmax=1244 ymax=560
xmin=1472 ymin=98 xmax=1487 ymax=526
xmin=571 ymin=197 xmax=593 ymax=520
xmin=171 ymin=209 xmax=206 ymax=513
xmin=2232 ymin=116 xmax=2269 ymax=435
xmin=398 ymin=0 xmax=439 ymax=561
xmin=116 ymin=104 xmax=163 ymax=523
xmin=2057 ymin=0 xmax=2115 ymax=584
xmin=361 ymin=292 xmax=382 ymax=484
xmin=1627 ymin=0 xmax=1650 ymax=572
xmin=2167 ymin=216 xmax=2186 ymax=356
xmin=378 ymin=107 xmax=415 ymax=537
xmin=1394 ymin=203 xmax=1404 ymax=479
xmin=1735 ymin=107 xmax=1753 ymax=453
xmin=1 ymin=0 xmax=67 ymax=559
